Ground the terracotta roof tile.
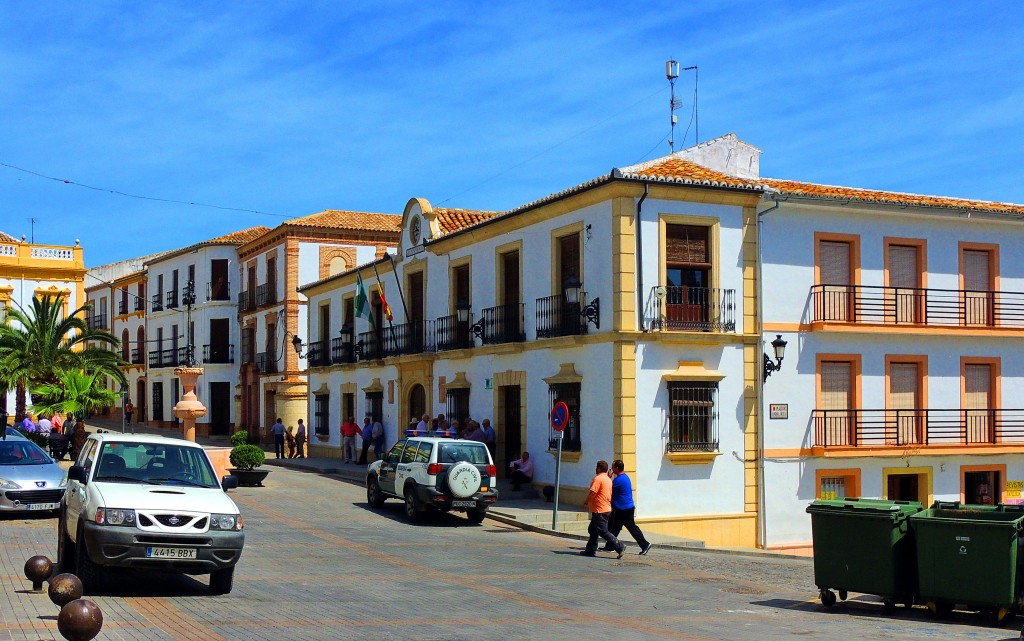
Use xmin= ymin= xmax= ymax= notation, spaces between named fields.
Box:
xmin=286 ymin=210 xmax=402 ymax=232
xmin=618 ymin=157 xmax=764 ymax=190
xmin=204 ymin=226 xmax=272 ymax=245
xmin=433 ymin=208 xmax=497 ymax=236
xmin=761 ymin=178 xmax=1024 ymax=216
xmin=0 ymin=230 xmax=18 ymax=243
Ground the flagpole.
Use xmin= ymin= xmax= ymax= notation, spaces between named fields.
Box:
xmin=370 ymin=261 xmax=394 ymax=330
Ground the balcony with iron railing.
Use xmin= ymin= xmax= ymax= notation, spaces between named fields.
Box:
xmin=536 ymin=294 xmax=589 ymax=338
xmin=385 ymin=320 xmax=433 ymax=356
xmin=134 ymin=296 xmax=145 ymax=312
xmin=203 ymin=343 xmax=235 ymax=364
xmin=148 ymin=347 xmax=187 ymax=369
xmin=356 ymin=330 xmax=384 ymax=360
xmin=331 ymin=336 xmax=355 ymax=364
xmin=809 ymin=284 xmax=1024 ymax=329
xmin=255 ymin=351 xmax=278 ymax=373
xmin=240 ymin=343 xmax=254 ymax=365
xmin=130 ymin=348 xmax=144 ymax=365
xmin=207 ymin=281 xmax=231 ymax=302
xmin=256 ymin=282 xmax=277 ymax=308
xmin=435 ymin=314 xmax=474 ymax=351
xmin=812 ymin=409 xmax=1024 ymax=449
xmin=479 ymin=303 xmax=525 ymax=345
xmin=166 ymin=290 xmax=178 ymax=309
xmin=238 ymin=290 xmax=255 ymax=313
xmin=151 ymin=294 xmax=163 ymax=312
xmin=307 ymin=340 xmax=332 ymax=367
xmin=86 ymin=313 xmax=107 ymax=331
xmin=118 ymin=300 xmax=128 ymax=315
xmin=649 ymin=286 xmax=735 ymax=332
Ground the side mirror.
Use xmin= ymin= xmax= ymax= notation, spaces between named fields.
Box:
xmin=221 ymin=475 xmax=239 ymax=491
xmin=68 ymin=465 xmax=88 ymax=484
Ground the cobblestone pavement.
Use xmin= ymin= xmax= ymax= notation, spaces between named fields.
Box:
xmin=1 ymin=467 xmax=1019 ymax=641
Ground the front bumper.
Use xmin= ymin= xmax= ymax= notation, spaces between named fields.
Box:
xmin=415 ymin=485 xmax=499 ymax=511
xmin=80 ymin=521 xmax=244 ymax=574
xmin=0 ymin=488 xmax=65 ymax=512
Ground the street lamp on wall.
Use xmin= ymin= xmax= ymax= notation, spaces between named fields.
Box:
xmin=763 ymin=334 xmax=788 ymax=381
xmin=563 ymin=275 xmax=600 ymax=330
xmin=455 ymin=298 xmax=471 ymax=323
xmin=291 ymin=334 xmax=305 ymax=357
xmin=340 ymin=324 xmax=363 ymax=359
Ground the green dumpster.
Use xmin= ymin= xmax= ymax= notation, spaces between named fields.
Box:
xmin=910 ymin=501 xmax=1024 ymax=622
xmin=806 ymin=498 xmax=923 ymax=611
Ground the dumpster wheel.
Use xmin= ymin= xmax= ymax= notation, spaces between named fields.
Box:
xmin=986 ymin=607 xmax=1013 ymax=626
xmin=882 ymin=598 xmax=896 ymax=615
xmin=819 ymin=589 xmax=837 ymax=607
xmin=838 ymin=590 xmax=848 ymax=601
xmin=926 ymin=601 xmax=952 ymax=619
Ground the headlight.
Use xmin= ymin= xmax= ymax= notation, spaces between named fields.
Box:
xmin=96 ymin=508 xmax=136 ymax=526
xmin=59 ymin=476 xmax=68 ymax=488
xmin=0 ymin=478 xmax=19 ymax=490
xmin=210 ymin=513 xmax=243 ymax=531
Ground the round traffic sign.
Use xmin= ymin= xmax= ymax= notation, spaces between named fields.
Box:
xmin=551 ymin=401 xmax=570 ymax=432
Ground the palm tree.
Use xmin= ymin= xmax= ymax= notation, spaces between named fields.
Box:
xmin=0 ymin=294 xmax=126 ymax=420
xmin=31 ymin=370 xmax=119 ymax=419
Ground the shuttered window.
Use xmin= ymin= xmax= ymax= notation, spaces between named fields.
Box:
xmin=819 ymin=361 xmax=853 ymax=446
xmin=965 ymin=363 xmax=994 ymax=444
xmin=889 ymin=244 xmax=921 ymax=323
xmin=820 ymin=241 xmax=851 ymax=285
xmin=666 ymin=225 xmax=709 ymax=265
xmin=963 ymin=250 xmax=992 ymax=326
xmin=889 ymin=362 xmax=922 ymax=445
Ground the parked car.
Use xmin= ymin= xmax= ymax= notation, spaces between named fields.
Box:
xmin=58 ymin=433 xmax=244 ymax=594
xmin=366 ymin=437 xmax=498 ymax=523
xmin=0 ymin=438 xmax=67 ymax=514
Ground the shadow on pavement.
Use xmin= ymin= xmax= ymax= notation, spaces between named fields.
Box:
xmin=754 ymin=596 xmax=1020 ymax=631
xmin=355 ymin=500 xmax=487 ymax=528
xmin=83 ymin=569 xmax=211 ymax=598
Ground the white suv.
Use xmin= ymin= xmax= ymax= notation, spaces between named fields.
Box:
xmin=58 ymin=433 xmax=244 ymax=594
xmin=366 ymin=437 xmax=498 ymax=523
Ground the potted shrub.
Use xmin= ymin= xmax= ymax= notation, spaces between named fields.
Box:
xmin=228 ymin=431 xmax=269 ymax=487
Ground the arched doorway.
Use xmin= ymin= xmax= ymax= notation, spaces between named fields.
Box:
xmin=408 ymin=384 xmax=426 ymax=429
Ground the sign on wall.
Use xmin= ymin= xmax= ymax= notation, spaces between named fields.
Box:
xmin=769 ymin=404 xmax=789 ymax=420
xmin=1005 ymin=480 xmax=1023 ymax=505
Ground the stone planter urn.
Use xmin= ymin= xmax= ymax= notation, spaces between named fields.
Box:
xmin=172 ymin=367 xmax=207 ymax=442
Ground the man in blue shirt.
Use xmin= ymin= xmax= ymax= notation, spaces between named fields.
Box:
xmin=602 ymin=459 xmax=652 ymax=555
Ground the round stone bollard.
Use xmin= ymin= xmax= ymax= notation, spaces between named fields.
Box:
xmin=48 ymin=573 xmax=84 ymax=608
xmin=57 ymin=599 xmax=103 ymax=641
xmin=24 ymin=555 xmax=53 ymax=591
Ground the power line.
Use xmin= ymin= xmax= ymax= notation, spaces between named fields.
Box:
xmin=0 ymin=162 xmax=294 ymax=219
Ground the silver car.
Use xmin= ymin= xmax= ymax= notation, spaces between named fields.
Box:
xmin=0 ymin=437 xmax=67 ymax=513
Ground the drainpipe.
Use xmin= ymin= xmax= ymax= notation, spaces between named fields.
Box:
xmin=755 ymin=192 xmax=781 ymax=549
xmin=636 ymin=183 xmax=649 ymax=331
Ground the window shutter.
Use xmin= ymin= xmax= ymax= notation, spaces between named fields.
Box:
xmin=965 ymin=364 xmax=992 ymax=410
xmin=819 ymin=241 xmax=851 ymax=285
xmin=963 ymin=250 xmax=990 ymax=291
xmin=888 ymin=245 xmax=919 ymax=289
xmin=666 ymin=225 xmax=709 ymax=264
xmin=820 ymin=362 xmax=852 ymax=410
xmin=889 ymin=363 xmax=920 ymax=410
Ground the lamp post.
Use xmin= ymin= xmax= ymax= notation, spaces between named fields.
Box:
xmin=763 ymin=334 xmax=788 ymax=381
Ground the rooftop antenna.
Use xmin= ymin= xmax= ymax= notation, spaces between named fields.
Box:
xmin=28 ymin=217 xmax=37 ymax=243
xmin=666 ymin=59 xmax=681 ymax=153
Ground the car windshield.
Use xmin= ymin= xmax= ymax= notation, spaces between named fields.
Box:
xmin=94 ymin=442 xmax=219 ymax=487
xmin=0 ymin=440 xmax=53 ymax=465
xmin=438 ymin=443 xmax=489 ymax=465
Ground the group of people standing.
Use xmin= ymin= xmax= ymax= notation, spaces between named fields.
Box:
xmin=269 ymin=418 xmax=308 ymax=459
xmin=341 ymin=416 xmax=385 ymax=464
xmin=414 ymin=413 xmax=496 ymax=456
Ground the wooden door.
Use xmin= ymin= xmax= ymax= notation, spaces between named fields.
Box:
xmin=208 ymin=382 xmax=230 ymax=435
xmin=502 ymin=386 xmax=522 ymax=472
xmin=210 ymin=259 xmax=229 ymax=300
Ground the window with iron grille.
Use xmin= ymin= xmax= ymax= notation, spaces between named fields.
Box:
xmin=446 ymin=389 xmax=470 ymax=428
xmin=152 ymin=382 xmax=164 ymax=422
xmin=365 ymin=391 xmax=383 ymax=422
xmin=667 ymin=382 xmax=718 ymax=453
xmin=548 ymin=383 xmax=581 ymax=451
xmin=314 ymin=394 xmax=330 ymax=437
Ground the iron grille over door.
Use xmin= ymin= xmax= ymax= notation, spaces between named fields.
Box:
xmin=446 ymin=389 xmax=470 ymax=430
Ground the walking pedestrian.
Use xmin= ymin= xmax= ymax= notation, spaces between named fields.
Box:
xmin=124 ymin=399 xmax=134 ymax=426
xmin=602 ymin=459 xmax=652 ymax=555
xmin=580 ymin=459 xmax=624 ymax=558
xmin=295 ymin=419 xmax=308 ymax=458
xmin=270 ymin=418 xmax=286 ymax=459
xmin=341 ymin=416 xmax=361 ymax=463
xmin=357 ymin=417 xmax=373 ymax=464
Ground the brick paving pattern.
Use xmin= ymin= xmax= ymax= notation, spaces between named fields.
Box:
xmin=0 ymin=465 xmax=1014 ymax=640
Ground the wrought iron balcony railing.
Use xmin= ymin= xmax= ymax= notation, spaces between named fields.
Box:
xmin=479 ymin=303 xmax=525 ymax=345
xmin=812 ymin=408 xmax=1024 ymax=448
xmin=307 ymin=340 xmax=332 ymax=367
xmin=649 ymin=286 xmax=735 ymax=332
xmin=384 ymin=320 xmax=433 ymax=356
xmin=207 ymin=281 xmax=231 ymax=301
xmin=256 ymin=282 xmax=277 ymax=307
xmin=203 ymin=343 xmax=234 ymax=364
xmin=435 ymin=314 xmax=474 ymax=351
xmin=118 ymin=300 xmax=128 ymax=315
xmin=536 ymin=293 xmax=589 ymax=338
xmin=331 ymin=336 xmax=356 ymax=364
xmin=166 ymin=290 xmax=178 ymax=308
xmin=151 ymin=294 xmax=163 ymax=312
xmin=809 ymin=284 xmax=1024 ymax=328
xmin=255 ymin=351 xmax=278 ymax=373
xmin=130 ymin=348 xmax=144 ymax=365
xmin=86 ymin=313 xmax=107 ymax=331
xmin=356 ymin=331 xmax=383 ymax=360
xmin=134 ymin=296 xmax=145 ymax=312
xmin=241 ymin=343 xmax=254 ymax=365
xmin=238 ymin=290 xmax=255 ymax=312
xmin=148 ymin=347 xmax=187 ymax=368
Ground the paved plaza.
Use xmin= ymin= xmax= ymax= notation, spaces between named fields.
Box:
xmin=1 ymin=465 xmax=1019 ymax=641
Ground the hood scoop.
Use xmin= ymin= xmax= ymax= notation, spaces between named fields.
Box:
xmin=150 ymin=489 xmax=187 ymax=495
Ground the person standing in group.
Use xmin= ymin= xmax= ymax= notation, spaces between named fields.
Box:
xmin=602 ymin=459 xmax=652 ymax=555
xmin=416 ymin=414 xmax=430 ymax=433
xmin=37 ymin=414 xmax=52 ymax=435
xmin=580 ymin=459 xmax=624 ymax=558
xmin=51 ymin=413 xmax=63 ymax=435
xmin=481 ymin=419 xmax=496 ymax=459
xmin=371 ymin=416 xmax=386 ymax=460
xmin=466 ymin=420 xmax=486 ymax=442
xmin=435 ymin=413 xmax=449 ymax=436
xmin=340 ymin=416 xmax=362 ymax=463
xmin=124 ymin=399 xmax=134 ymax=426
xmin=70 ymin=418 xmax=88 ymax=461
xmin=270 ymin=418 xmax=286 ymax=459
xmin=357 ymin=417 xmax=374 ymax=464
xmin=295 ymin=419 xmax=308 ymax=458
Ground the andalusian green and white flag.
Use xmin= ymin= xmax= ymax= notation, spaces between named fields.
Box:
xmin=354 ymin=272 xmax=375 ymax=328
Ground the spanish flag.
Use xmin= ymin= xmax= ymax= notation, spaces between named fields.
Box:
xmin=377 ymin=282 xmax=393 ymax=322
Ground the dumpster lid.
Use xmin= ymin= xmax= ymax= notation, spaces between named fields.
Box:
xmin=806 ymin=497 xmax=924 ymax=516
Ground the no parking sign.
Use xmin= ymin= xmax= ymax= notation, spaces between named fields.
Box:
xmin=551 ymin=401 xmax=569 ymax=432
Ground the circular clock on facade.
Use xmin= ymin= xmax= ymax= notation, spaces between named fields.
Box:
xmin=410 ymin=216 xmax=422 ymax=244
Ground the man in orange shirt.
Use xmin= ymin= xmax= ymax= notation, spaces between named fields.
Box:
xmin=580 ymin=459 xmax=624 ymax=558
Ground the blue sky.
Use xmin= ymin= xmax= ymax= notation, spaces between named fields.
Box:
xmin=2 ymin=2 xmax=1022 ymax=267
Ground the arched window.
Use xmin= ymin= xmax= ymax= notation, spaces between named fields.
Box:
xmin=329 ymin=256 xmax=347 ymax=277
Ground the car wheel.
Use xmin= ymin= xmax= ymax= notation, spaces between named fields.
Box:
xmin=466 ymin=507 xmax=487 ymax=524
xmin=75 ymin=524 xmax=103 ymax=592
xmin=56 ymin=513 xmax=76 ymax=574
xmin=210 ymin=567 xmax=234 ymax=595
xmin=367 ymin=477 xmax=385 ymax=508
xmin=403 ymin=487 xmax=422 ymax=523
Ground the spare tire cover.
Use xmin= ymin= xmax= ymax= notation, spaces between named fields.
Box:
xmin=447 ymin=462 xmax=482 ymax=498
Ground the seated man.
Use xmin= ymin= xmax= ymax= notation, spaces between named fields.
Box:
xmin=48 ymin=428 xmax=68 ymax=460
xmin=508 ymin=451 xmax=534 ymax=491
